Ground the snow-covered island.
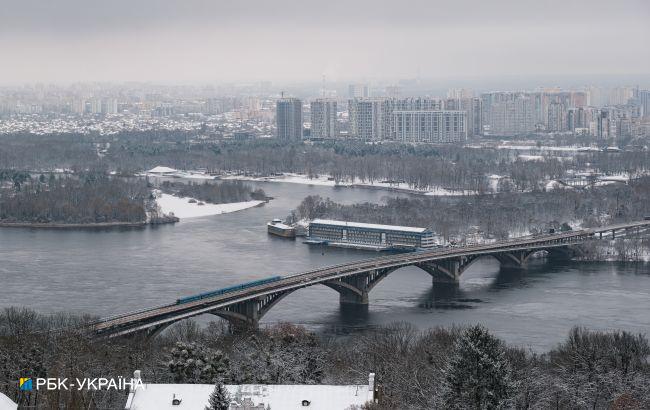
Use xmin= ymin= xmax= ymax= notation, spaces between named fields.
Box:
xmin=155 ymin=193 xmax=264 ymax=219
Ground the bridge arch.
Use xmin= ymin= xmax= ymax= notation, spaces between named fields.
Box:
xmin=93 ymin=221 xmax=650 ymax=339
xmin=145 ymin=248 xmax=569 ymax=334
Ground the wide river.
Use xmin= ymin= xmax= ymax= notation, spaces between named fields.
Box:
xmin=1 ymin=181 xmax=648 ymax=351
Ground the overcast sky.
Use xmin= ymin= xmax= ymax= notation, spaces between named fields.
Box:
xmin=1 ymin=0 xmax=648 ymax=84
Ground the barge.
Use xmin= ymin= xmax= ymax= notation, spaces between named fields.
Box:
xmin=267 ymin=219 xmax=296 ymax=238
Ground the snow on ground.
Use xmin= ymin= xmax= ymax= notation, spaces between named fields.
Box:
xmin=156 ymin=194 xmax=263 ymax=219
xmin=546 ymin=180 xmax=565 ymax=190
xmin=518 ymin=154 xmax=545 ymax=161
xmin=145 ymin=169 xmax=216 ymax=180
xmin=221 ymin=173 xmax=340 ymax=186
xmin=496 ymin=144 xmax=586 ymax=152
xmin=277 ymin=173 xmax=341 ymax=186
xmin=423 ymin=187 xmax=477 ymax=196
xmin=488 ymin=174 xmax=503 ymax=192
xmin=222 ymin=173 xmax=475 ymax=195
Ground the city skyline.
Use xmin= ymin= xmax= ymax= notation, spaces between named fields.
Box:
xmin=1 ymin=0 xmax=648 ymax=84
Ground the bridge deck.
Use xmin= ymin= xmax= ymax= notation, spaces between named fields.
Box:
xmin=92 ymin=221 xmax=650 ymax=336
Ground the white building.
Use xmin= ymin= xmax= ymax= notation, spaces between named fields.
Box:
xmin=124 ymin=371 xmax=376 ymax=410
xmin=393 ymin=110 xmax=467 ymax=143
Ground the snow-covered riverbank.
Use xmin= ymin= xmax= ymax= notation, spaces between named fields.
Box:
xmin=144 ymin=166 xmax=475 ymax=196
xmin=221 ymin=173 xmax=476 ymax=196
xmin=156 ymin=194 xmax=264 ymax=219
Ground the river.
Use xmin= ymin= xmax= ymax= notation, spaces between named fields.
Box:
xmin=0 ymin=181 xmax=648 ymax=351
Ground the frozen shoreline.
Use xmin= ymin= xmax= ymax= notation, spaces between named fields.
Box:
xmin=220 ymin=173 xmax=476 ymax=196
xmin=156 ymin=194 xmax=264 ymax=219
xmin=144 ymin=166 xmax=475 ymax=196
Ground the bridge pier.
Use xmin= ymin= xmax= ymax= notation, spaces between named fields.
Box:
xmin=325 ymin=268 xmax=394 ymax=306
xmin=416 ymin=260 xmax=461 ymax=284
xmin=210 ymin=291 xmax=291 ymax=331
xmin=495 ymin=250 xmax=531 ymax=269
xmin=339 ymin=290 xmax=369 ymax=305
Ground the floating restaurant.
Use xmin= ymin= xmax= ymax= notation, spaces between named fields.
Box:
xmin=307 ymin=219 xmax=436 ymax=251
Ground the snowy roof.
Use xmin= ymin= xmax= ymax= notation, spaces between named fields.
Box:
xmin=0 ymin=393 xmax=17 ymax=409
xmin=147 ymin=166 xmax=177 ymax=173
xmin=125 ymin=382 xmax=373 ymax=410
xmin=268 ymin=221 xmax=293 ymax=230
xmin=311 ymin=219 xmax=428 ymax=233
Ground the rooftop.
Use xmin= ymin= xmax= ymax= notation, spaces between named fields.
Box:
xmin=0 ymin=392 xmax=17 ymax=409
xmin=125 ymin=380 xmax=374 ymax=410
xmin=311 ymin=218 xmax=429 ymax=233
xmin=148 ymin=166 xmax=177 ymax=173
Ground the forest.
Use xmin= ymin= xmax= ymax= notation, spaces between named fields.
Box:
xmin=1 ymin=132 xmax=649 ymax=194
xmin=1 ymin=307 xmax=649 ymax=409
xmin=288 ymin=177 xmax=650 ymax=242
xmin=0 ymin=172 xmax=148 ymax=224
xmin=160 ymin=180 xmax=267 ymax=204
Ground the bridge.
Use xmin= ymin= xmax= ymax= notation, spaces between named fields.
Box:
xmin=92 ymin=221 xmax=650 ymax=338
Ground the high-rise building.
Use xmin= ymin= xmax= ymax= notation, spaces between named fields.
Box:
xmin=393 ymin=110 xmax=467 ymax=143
xmin=609 ymin=87 xmax=635 ymax=106
xmin=568 ymin=107 xmax=588 ymax=131
xmin=587 ymin=86 xmax=605 ymax=107
xmin=467 ymin=98 xmax=482 ymax=137
xmin=102 ymin=98 xmax=118 ymax=115
xmin=348 ymin=98 xmax=393 ymax=140
xmin=481 ymin=92 xmax=535 ymax=136
xmin=72 ymin=99 xmax=86 ymax=115
xmin=447 ymin=88 xmax=473 ymax=99
xmin=395 ymin=97 xmax=443 ymax=111
xmin=595 ymin=109 xmax=616 ymax=139
xmin=348 ymin=84 xmax=370 ymax=99
xmin=547 ymin=102 xmax=568 ymax=132
xmin=442 ymin=97 xmax=481 ymax=137
xmin=570 ymin=91 xmax=588 ymax=108
xmin=638 ymin=90 xmax=650 ymax=118
xmin=385 ymin=86 xmax=400 ymax=98
xmin=348 ymin=97 xmax=458 ymax=141
xmin=310 ymin=99 xmax=338 ymax=139
xmin=276 ymin=98 xmax=303 ymax=140
xmin=90 ymin=99 xmax=102 ymax=114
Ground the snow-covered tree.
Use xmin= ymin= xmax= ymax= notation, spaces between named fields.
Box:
xmin=205 ymin=379 xmax=230 ymax=410
xmin=168 ymin=341 xmax=230 ymax=383
xmin=442 ymin=324 xmax=515 ymax=409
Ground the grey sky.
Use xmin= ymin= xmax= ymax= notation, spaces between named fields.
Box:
xmin=1 ymin=0 xmax=648 ymax=84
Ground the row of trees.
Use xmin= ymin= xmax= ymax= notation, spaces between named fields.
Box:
xmin=0 ymin=172 xmax=148 ymax=224
xmin=160 ymin=180 xmax=267 ymax=204
xmin=1 ymin=308 xmax=649 ymax=409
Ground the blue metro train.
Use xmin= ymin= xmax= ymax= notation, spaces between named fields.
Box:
xmin=176 ymin=276 xmax=282 ymax=305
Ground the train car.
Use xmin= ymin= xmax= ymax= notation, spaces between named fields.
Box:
xmin=177 ymin=276 xmax=282 ymax=305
